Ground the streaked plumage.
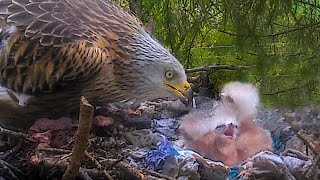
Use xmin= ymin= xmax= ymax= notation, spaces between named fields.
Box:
xmin=0 ymin=0 xmax=192 ymax=129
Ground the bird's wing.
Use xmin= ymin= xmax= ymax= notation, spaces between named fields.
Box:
xmin=0 ymin=0 xmax=142 ymax=94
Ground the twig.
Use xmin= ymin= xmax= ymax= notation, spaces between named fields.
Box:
xmin=282 ymin=112 xmax=320 ymax=179
xmin=312 ymin=154 xmax=320 ymax=180
xmin=303 ymin=153 xmax=320 ymax=179
xmin=41 ymin=160 xmax=106 ymax=179
xmin=0 ymin=160 xmax=19 ymax=180
xmin=100 ymin=159 xmax=144 ymax=180
xmin=282 ymin=113 xmax=319 ymax=156
xmin=0 ymin=138 xmax=23 ymax=159
xmin=143 ymin=168 xmax=175 ymax=180
xmin=85 ymin=151 xmax=114 ymax=180
xmin=37 ymin=147 xmax=71 ymax=154
xmin=185 ymin=64 xmax=253 ymax=73
xmin=62 ymin=96 xmax=94 ymax=180
xmin=0 ymin=125 xmax=27 ymax=138
xmin=218 ymin=21 xmax=320 ymax=37
xmin=114 ymin=161 xmax=144 ymax=180
xmin=263 ymin=83 xmax=313 ymax=96
xmin=83 ymin=169 xmax=105 ymax=178
xmin=0 ymin=159 xmax=26 ymax=179
xmin=85 ymin=151 xmax=102 ymax=169
xmin=79 ymin=169 xmax=93 ymax=180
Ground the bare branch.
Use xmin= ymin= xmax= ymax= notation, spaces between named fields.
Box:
xmin=282 ymin=113 xmax=319 ymax=156
xmin=218 ymin=21 xmax=320 ymax=37
xmin=0 ymin=139 xmax=23 ymax=159
xmin=263 ymin=83 xmax=312 ymax=96
xmin=62 ymin=96 xmax=94 ymax=180
xmin=100 ymin=158 xmax=144 ymax=180
xmin=185 ymin=64 xmax=253 ymax=73
xmin=0 ymin=126 xmax=27 ymax=139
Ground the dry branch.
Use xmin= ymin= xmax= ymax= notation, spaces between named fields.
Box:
xmin=0 ymin=126 xmax=27 ymax=138
xmin=282 ymin=113 xmax=319 ymax=156
xmin=0 ymin=139 xmax=23 ymax=159
xmin=185 ymin=64 xmax=253 ymax=73
xmin=62 ymin=96 xmax=94 ymax=180
xmin=263 ymin=83 xmax=313 ymax=96
xmin=79 ymin=169 xmax=93 ymax=180
xmin=100 ymin=158 xmax=144 ymax=180
xmin=143 ymin=168 xmax=175 ymax=180
xmin=0 ymin=160 xmax=19 ymax=180
xmin=41 ymin=160 xmax=108 ymax=179
xmin=0 ymin=159 xmax=26 ymax=179
xmin=85 ymin=151 xmax=114 ymax=180
xmin=282 ymin=112 xmax=320 ymax=179
xmin=218 ymin=21 xmax=320 ymax=37
xmin=37 ymin=147 xmax=71 ymax=154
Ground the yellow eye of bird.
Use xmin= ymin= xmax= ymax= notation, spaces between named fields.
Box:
xmin=165 ymin=70 xmax=174 ymax=79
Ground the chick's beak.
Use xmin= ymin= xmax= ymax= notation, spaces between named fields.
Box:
xmin=224 ymin=123 xmax=237 ymax=139
xmin=165 ymin=81 xmax=193 ymax=106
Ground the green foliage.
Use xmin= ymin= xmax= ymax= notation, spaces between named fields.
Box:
xmin=113 ymin=0 xmax=320 ymax=108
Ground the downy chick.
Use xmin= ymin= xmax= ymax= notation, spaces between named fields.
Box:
xmin=180 ymin=81 xmax=273 ymax=166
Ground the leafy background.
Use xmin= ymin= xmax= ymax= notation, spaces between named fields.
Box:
xmin=114 ymin=0 xmax=320 ymax=109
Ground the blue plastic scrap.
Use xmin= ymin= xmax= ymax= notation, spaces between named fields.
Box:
xmin=229 ymin=166 xmax=243 ymax=179
xmin=145 ymin=135 xmax=179 ymax=170
xmin=271 ymin=127 xmax=294 ymax=155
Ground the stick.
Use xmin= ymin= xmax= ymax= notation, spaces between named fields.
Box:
xmin=303 ymin=153 xmax=320 ymax=179
xmin=85 ymin=151 xmax=114 ymax=180
xmin=0 ymin=160 xmax=19 ymax=180
xmin=143 ymin=169 xmax=175 ymax=180
xmin=0 ymin=138 xmax=23 ymax=159
xmin=37 ymin=147 xmax=71 ymax=154
xmin=0 ymin=159 xmax=26 ymax=178
xmin=0 ymin=126 xmax=27 ymax=138
xmin=100 ymin=159 xmax=144 ymax=180
xmin=62 ymin=96 xmax=94 ymax=180
xmin=41 ymin=160 xmax=106 ymax=179
xmin=186 ymin=64 xmax=253 ymax=73
xmin=79 ymin=169 xmax=94 ymax=180
xmin=282 ymin=113 xmax=319 ymax=156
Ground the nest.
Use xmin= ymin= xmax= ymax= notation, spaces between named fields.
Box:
xmin=0 ymin=96 xmax=319 ymax=180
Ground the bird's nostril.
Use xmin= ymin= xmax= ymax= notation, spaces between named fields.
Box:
xmin=228 ymin=123 xmax=234 ymax=127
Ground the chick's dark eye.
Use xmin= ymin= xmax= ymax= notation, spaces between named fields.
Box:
xmin=215 ymin=125 xmax=226 ymax=131
xmin=165 ymin=70 xmax=174 ymax=79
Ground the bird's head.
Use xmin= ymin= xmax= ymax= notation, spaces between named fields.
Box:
xmin=111 ymin=33 xmax=193 ymax=106
xmin=220 ymin=81 xmax=260 ymax=117
xmin=214 ymin=122 xmax=239 ymax=140
xmin=211 ymin=105 xmax=240 ymax=140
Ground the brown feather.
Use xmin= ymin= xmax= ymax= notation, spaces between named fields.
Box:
xmin=0 ymin=0 xmax=142 ymax=95
xmin=0 ymin=0 xmax=191 ymax=130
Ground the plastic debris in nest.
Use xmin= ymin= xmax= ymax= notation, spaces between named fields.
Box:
xmin=271 ymin=126 xmax=295 ymax=155
xmin=145 ymin=136 xmax=229 ymax=179
xmin=122 ymin=129 xmax=163 ymax=148
xmin=287 ymin=106 xmax=320 ymax=135
xmin=145 ymin=135 xmax=179 ymax=171
xmin=238 ymin=151 xmax=295 ymax=180
xmin=144 ymin=130 xmax=317 ymax=180
xmin=226 ymin=127 xmax=295 ymax=179
xmin=238 ymin=150 xmax=318 ymax=180
xmin=153 ymin=118 xmax=179 ymax=140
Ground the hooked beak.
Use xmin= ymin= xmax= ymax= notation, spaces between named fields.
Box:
xmin=164 ymin=81 xmax=193 ymax=106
